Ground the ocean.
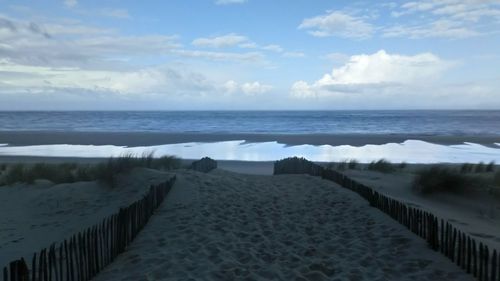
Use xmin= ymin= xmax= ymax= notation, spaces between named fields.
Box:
xmin=1 ymin=110 xmax=499 ymax=135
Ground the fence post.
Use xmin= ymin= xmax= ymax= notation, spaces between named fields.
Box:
xmin=491 ymin=249 xmax=497 ymax=281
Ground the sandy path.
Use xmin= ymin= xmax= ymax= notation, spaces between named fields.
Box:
xmin=92 ymin=170 xmax=472 ymax=281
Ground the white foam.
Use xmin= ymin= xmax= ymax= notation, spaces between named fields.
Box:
xmin=0 ymin=140 xmax=500 ymax=163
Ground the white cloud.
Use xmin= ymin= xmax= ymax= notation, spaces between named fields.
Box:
xmin=223 ymin=80 xmax=239 ymax=94
xmin=241 ymin=81 xmax=273 ymax=95
xmin=387 ymin=0 xmax=500 ymax=38
xmin=383 ymin=19 xmax=480 ymax=39
xmin=191 ymin=34 xmax=284 ymax=55
xmin=261 ymin=44 xmax=283 ymax=52
xmin=64 ymin=0 xmax=78 ymax=8
xmin=299 ymin=10 xmax=374 ymax=39
xmin=215 ymin=0 xmax=247 ymax=5
xmin=173 ymin=50 xmax=264 ymax=63
xmin=223 ymin=80 xmax=273 ymax=95
xmin=192 ymin=33 xmax=248 ymax=48
xmin=0 ymin=59 xmax=213 ymax=95
xmin=290 ymin=50 xmax=452 ymax=98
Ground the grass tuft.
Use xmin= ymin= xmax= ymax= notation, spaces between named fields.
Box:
xmin=486 ymin=161 xmax=495 ymax=172
xmin=348 ymin=159 xmax=358 ymax=170
xmin=367 ymin=159 xmax=394 ymax=173
xmin=413 ymin=166 xmax=470 ymax=194
xmin=0 ymin=153 xmax=181 ymax=187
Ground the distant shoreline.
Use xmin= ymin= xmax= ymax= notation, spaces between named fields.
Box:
xmin=1 ymin=131 xmax=500 ymax=147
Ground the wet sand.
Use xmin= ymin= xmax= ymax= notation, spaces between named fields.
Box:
xmin=1 ymin=131 xmax=500 ymax=147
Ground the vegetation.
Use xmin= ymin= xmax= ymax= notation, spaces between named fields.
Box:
xmin=486 ymin=161 xmax=496 ymax=172
xmin=494 ymin=171 xmax=500 ymax=187
xmin=399 ymin=162 xmax=407 ymax=169
xmin=0 ymin=153 xmax=181 ymax=187
xmin=367 ymin=159 xmax=395 ymax=173
xmin=326 ymin=159 xmax=358 ymax=171
xmin=460 ymin=163 xmax=474 ymax=173
xmin=335 ymin=160 xmax=348 ymax=171
xmin=348 ymin=159 xmax=358 ymax=170
xmin=274 ymin=157 xmax=323 ymax=176
xmin=460 ymin=161 xmax=495 ymax=173
xmin=475 ymin=162 xmax=485 ymax=173
xmin=413 ymin=166 xmax=471 ymax=194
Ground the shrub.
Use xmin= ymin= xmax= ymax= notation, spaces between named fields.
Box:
xmin=336 ymin=160 xmax=348 ymax=171
xmin=486 ymin=161 xmax=495 ymax=172
xmin=274 ymin=157 xmax=323 ymax=176
xmin=3 ymin=164 xmax=26 ymax=185
xmin=0 ymin=163 xmax=6 ymax=171
xmin=460 ymin=163 xmax=473 ymax=173
xmin=494 ymin=171 xmax=500 ymax=187
xmin=475 ymin=162 xmax=485 ymax=173
xmin=26 ymin=163 xmax=74 ymax=184
xmin=348 ymin=159 xmax=358 ymax=170
xmin=413 ymin=166 xmax=470 ymax=194
xmin=367 ymin=159 xmax=394 ymax=173
xmin=153 ymin=155 xmax=181 ymax=170
xmin=0 ymin=153 xmax=180 ymax=187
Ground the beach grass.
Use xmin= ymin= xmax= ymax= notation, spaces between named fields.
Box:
xmin=413 ymin=166 xmax=470 ymax=194
xmin=367 ymin=159 xmax=395 ymax=173
xmin=460 ymin=161 xmax=496 ymax=173
xmin=0 ymin=153 xmax=181 ymax=187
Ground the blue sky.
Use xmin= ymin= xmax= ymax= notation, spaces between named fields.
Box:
xmin=0 ymin=0 xmax=499 ymax=110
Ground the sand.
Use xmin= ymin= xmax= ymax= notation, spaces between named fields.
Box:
xmin=1 ymin=131 xmax=500 ymax=147
xmin=0 ymin=167 xmax=174 ymax=269
xmin=343 ymin=169 xmax=500 ymax=251
xmin=91 ymin=169 xmax=472 ymax=280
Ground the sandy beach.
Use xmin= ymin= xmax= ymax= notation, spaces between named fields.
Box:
xmin=0 ymin=167 xmax=174 ymax=269
xmin=0 ymin=157 xmax=498 ymax=280
xmin=343 ymin=169 xmax=500 ymax=251
xmin=87 ymin=169 xmax=472 ymax=280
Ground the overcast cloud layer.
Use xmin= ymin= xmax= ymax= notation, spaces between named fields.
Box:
xmin=0 ymin=0 xmax=499 ymax=109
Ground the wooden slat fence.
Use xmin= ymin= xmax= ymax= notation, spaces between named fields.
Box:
xmin=2 ymin=175 xmax=176 ymax=281
xmin=274 ymin=157 xmax=500 ymax=281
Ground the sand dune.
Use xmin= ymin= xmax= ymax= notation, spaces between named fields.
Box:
xmin=93 ymin=169 xmax=472 ymax=280
xmin=0 ymin=168 xmax=174 ymax=269
xmin=343 ymin=169 xmax=500 ymax=251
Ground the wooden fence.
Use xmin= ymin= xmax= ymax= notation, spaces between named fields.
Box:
xmin=274 ymin=157 xmax=499 ymax=281
xmin=3 ymin=176 xmax=176 ymax=281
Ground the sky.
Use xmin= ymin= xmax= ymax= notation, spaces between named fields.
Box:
xmin=0 ymin=0 xmax=499 ymax=110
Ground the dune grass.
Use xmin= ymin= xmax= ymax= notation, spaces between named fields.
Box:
xmin=460 ymin=161 xmax=495 ymax=173
xmin=0 ymin=152 xmax=181 ymax=187
xmin=367 ymin=159 xmax=395 ymax=173
xmin=413 ymin=166 xmax=471 ymax=194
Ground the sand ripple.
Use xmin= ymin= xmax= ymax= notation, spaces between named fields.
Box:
xmin=93 ymin=170 xmax=473 ymax=281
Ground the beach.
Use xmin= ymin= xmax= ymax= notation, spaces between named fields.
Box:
xmin=1 ymin=121 xmax=500 ymax=280
xmin=0 ymin=157 xmax=498 ymax=279
xmin=0 ymin=167 xmax=175 ymax=269
xmin=90 ymin=169 xmax=472 ymax=280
